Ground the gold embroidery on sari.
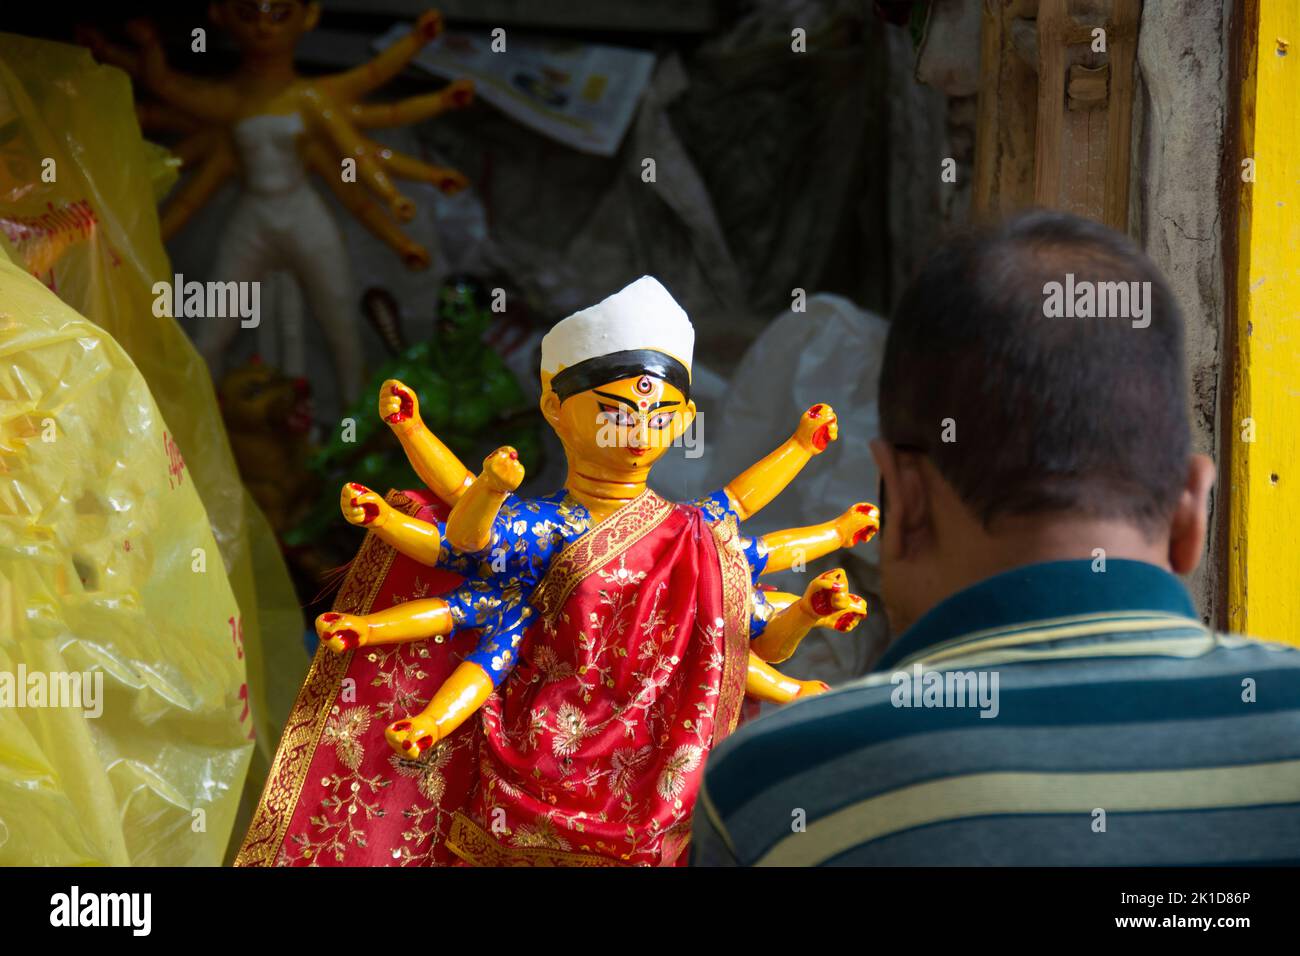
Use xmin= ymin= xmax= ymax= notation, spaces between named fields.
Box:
xmin=234 ymin=490 xmax=420 ymax=867
xmin=465 ymin=501 xmax=751 ymax=866
xmin=709 ymin=513 xmax=753 ymax=743
xmin=240 ymin=489 xmax=752 ymax=868
xmin=446 ymin=811 xmax=624 ymax=867
xmin=530 ymin=489 xmax=675 ymax=626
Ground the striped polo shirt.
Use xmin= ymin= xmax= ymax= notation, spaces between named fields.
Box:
xmin=692 ymin=559 xmax=1300 ymax=866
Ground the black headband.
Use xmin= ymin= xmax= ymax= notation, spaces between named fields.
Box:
xmin=549 ymin=348 xmax=691 ymax=402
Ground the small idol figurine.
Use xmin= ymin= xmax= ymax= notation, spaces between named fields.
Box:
xmin=245 ymin=276 xmax=878 ymax=866
xmin=84 ymin=4 xmax=474 ymax=402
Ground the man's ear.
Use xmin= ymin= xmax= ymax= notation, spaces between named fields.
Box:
xmin=540 ymin=389 xmax=561 ymax=428
xmin=1169 ymin=453 xmax=1215 ymax=576
xmin=870 ymin=438 xmax=932 ymax=563
xmin=870 ymin=439 xmax=903 ymax=563
xmin=303 ymin=2 xmax=322 ymax=31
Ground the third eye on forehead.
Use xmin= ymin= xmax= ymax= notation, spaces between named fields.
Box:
xmin=235 ymin=1 xmax=295 ymax=21
xmin=592 ymin=388 xmax=679 ymax=412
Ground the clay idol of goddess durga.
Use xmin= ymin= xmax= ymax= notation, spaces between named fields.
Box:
xmin=237 ymin=277 xmax=879 ymax=867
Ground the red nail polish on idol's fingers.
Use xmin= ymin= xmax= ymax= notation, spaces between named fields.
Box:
xmin=851 ymin=506 xmax=880 ymax=545
xmin=348 ymin=489 xmax=380 ymax=523
xmin=386 ymin=386 xmax=414 ymax=423
xmin=418 ymin=12 xmax=442 ymax=39
xmin=811 ymin=589 xmax=836 ymax=616
xmin=834 ymin=612 xmax=859 ymax=632
xmin=805 ymin=405 xmax=835 ymax=450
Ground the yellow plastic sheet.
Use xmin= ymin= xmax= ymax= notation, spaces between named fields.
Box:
xmin=0 ymin=248 xmax=254 ymax=865
xmin=0 ymin=34 xmax=305 ymax=863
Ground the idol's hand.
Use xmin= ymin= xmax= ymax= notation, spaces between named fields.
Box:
xmin=744 ymin=655 xmax=832 ymax=702
xmin=795 ymin=679 xmax=831 ymax=698
xmin=795 ymin=403 xmax=839 ymax=454
xmin=415 ymin=9 xmax=445 ymax=42
xmin=385 ymin=712 xmax=441 ymax=759
xmin=379 ymin=379 xmax=421 ymax=431
xmin=802 ymin=568 xmax=868 ymax=632
xmin=436 ymin=168 xmax=471 ymax=196
xmin=445 ymin=447 xmax=523 ymax=551
xmin=385 ymin=662 xmax=494 ymax=757
xmin=483 ymin=446 xmax=525 ymax=493
xmin=444 ymin=78 xmax=476 ymax=110
xmin=836 ymin=502 xmax=881 ymax=549
xmin=399 ymin=240 xmax=431 ymax=271
xmin=124 ymin=19 xmax=166 ymax=84
xmin=124 ymin=19 xmax=161 ymax=54
xmin=340 ymin=482 xmax=390 ymax=528
xmin=315 ymin=611 xmax=370 ymax=652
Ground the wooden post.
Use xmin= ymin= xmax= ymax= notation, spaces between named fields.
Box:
xmin=1227 ymin=0 xmax=1300 ymax=644
xmin=973 ymin=0 xmax=1141 ymax=231
xmin=1101 ymin=0 xmax=1139 ymax=229
xmin=973 ymin=0 xmax=1040 ymax=220
xmin=1032 ymin=0 xmax=1068 ymax=208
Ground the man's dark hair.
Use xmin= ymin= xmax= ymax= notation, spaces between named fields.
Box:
xmin=879 ymin=209 xmax=1190 ymax=534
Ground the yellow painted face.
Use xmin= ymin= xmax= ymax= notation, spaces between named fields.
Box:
xmin=215 ymin=0 xmax=319 ymax=55
xmin=541 ymin=373 xmax=696 ymax=478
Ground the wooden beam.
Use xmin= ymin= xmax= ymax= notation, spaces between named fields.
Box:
xmin=1228 ymin=0 xmax=1300 ymax=644
xmin=975 ymin=0 xmax=1139 ymax=231
xmin=973 ymin=0 xmax=1040 ymax=221
xmin=1102 ymin=0 xmax=1139 ymax=230
xmin=1033 ymin=0 xmax=1069 ymax=207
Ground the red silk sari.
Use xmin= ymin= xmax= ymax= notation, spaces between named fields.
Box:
xmin=236 ymin=487 xmax=752 ymax=867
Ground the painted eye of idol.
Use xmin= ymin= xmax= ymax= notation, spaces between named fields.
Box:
xmin=592 ymin=382 xmax=680 ymax=431
xmin=597 ymin=402 xmax=637 ymax=427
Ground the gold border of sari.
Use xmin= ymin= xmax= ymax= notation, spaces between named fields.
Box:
xmin=708 ymin=513 xmax=754 ymax=742
xmin=455 ymin=489 xmax=746 ymax=867
xmin=233 ymin=491 xmax=422 ymax=867
xmin=446 ymin=811 xmax=623 ymax=867
xmin=531 ymin=488 xmax=675 ymax=627
xmin=532 ymin=490 xmax=751 ymax=742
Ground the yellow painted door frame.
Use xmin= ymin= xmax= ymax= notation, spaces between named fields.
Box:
xmin=1228 ymin=1 xmax=1300 ymax=643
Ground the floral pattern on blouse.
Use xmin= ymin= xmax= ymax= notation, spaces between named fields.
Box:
xmin=433 ymin=488 xmax=773 ymax=685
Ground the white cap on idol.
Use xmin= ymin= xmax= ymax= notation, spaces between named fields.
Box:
xmin=540 ymin=276 xmax=694 ymax=380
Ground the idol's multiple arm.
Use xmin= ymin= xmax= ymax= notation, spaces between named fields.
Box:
xmin=80 ymin=10 xmax=474 ymax=265
xmin=315 ymin=381 xmax=879 ymax=750
xmin=444 ymin=447 xmax=526 ymax=553
xmin=722 ymin=403 xmax=879 ymax=672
